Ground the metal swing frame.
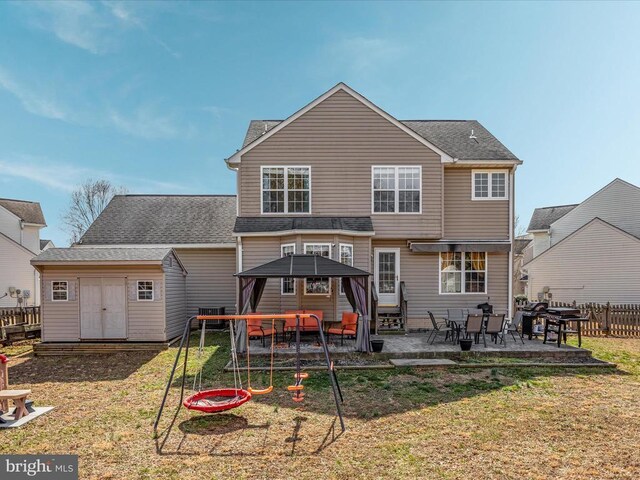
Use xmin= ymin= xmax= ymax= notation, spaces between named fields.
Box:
xmin=153 ymin=313 xmax=345 ymax=437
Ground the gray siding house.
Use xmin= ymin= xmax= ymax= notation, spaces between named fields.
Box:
xmin=32 ymin=82 xmax=523 ymax=342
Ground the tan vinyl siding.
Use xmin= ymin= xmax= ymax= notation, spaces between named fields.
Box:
xmin=526 ymin=219 xmax=640 ymax=304
xmin=372 ymin=240 xmax=509 ymax=330
xmin=174 ymin=248 xmax=237 ymax=316
xmin=443 ymin=168 xmax=509 ymax=240
xmin=39 ymin=265 xmax=166 ymax=342
xmin=163 ymin=253 xmax=187 ymax=340
xmin=240 ymin=234 xmax=370 ymax=322
xmin=239 ymin=90 xmax=442 ymax=239
xmin=550 ymin=179 xmax=640 ymax=245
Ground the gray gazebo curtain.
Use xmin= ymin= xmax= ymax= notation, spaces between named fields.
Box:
xmin=342 ymin=276 xmax=371 ymax=353
xmin=235 ymin=277 xmax=267 ymax=353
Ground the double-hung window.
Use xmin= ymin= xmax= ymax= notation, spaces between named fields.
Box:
xmin=261 ymin=166 xmax=310 ymax=213
xmin=339 ymin=243 xmax=353 ymax=295
xmin=472 ymin=170 xmax=508 ymax=200
xmin=440 ymin=252 xmax=487 ymax=294
xmin=304 ymin=243 xmax=331 ymax=295
xmin=52 ymin=281 xmax=68 ymax=301
xmin=137 ymin=281 xmax=154 ymax=301
xmin=372 ymin=166 xmax=421 ymax=213
xmin=281 ymin=244 xmax=296 ymax=295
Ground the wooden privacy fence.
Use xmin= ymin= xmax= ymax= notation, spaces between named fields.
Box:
xmin=0 ymin=306 xmax=41 ymax=326
xmin=550 ymin=302 xmax=640 ymax=337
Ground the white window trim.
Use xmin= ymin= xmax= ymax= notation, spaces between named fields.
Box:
xmin=438 ymin=252 xmax=488 ymax=295
xmin=281 ymin=243 xmax=296 ymax=296
xmin=371 ymin=165 xmax=422 ymax=214
xmin=338 ymin=243 xmax=354 ymax=296
xmin=51 ymin=281 xmax=68 ymax=302
xmin=303 ymin=242 xmax=332 ymax=296
xmin=137 ymin=280 xmax=155 ymax=302
xmin=471 ymin=169 xmax=508 ymax=200
xmin=260 ymin=165 xmax=312 ymax=214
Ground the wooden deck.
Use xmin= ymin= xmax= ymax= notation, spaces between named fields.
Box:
xmin=246 ymin=334 xmax=594 ymax=361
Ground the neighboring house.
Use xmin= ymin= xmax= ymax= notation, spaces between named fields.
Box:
xmin=524 ymin=178 xmax=640 ymax=304
xmin=0 ymin=198 xmax=47 ymax=308
xmin=227 ymin=83 xmax=521 ymax=330
xmin=32 ymin=82 xmax=522 ymax=341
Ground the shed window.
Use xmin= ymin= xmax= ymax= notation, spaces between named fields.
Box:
xmin=137 ymin=281 xmax=154 ymax=301
xmin=52 ymin=281 xmax=68 ymax=301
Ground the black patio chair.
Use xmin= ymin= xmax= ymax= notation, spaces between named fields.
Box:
xmin=427 ymin=311 xmax=456 ymax=344
xmin=506 ymin=314 xmax=525 ymax=344
xmin=465 ymin=314 xmax=486 ymax=347
xmin=485 ymin=313 xmax=507 ymax=347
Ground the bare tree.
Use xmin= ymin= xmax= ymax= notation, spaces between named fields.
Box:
xmin=514 ymin=214 xmax=527 ymax=238
xmin=61 ymin=179 xmax=127 ymax=245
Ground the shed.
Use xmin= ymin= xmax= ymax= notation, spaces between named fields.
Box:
xmin=31 ymin=247 xmax=187 ymax=342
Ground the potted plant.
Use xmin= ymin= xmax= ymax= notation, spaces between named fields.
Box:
xmin=459 ymin=338 xmax=473 ymax=351
xmin=370 ymin=339 xmax=384 ymax=353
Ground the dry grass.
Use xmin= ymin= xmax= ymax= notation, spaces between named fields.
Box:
xmin=1 ymin=335 xmax=639 ymax=480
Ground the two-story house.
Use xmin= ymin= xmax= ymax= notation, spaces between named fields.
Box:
xmin=0 ymin=198 xmax=50 ymax=308
xmin=31 ymin=82 xmax=521 ymax=343
xmin=524 ymin=178 xmax=640 ymax=304
xmin=227 ymin=83 xmax=521 ymax=330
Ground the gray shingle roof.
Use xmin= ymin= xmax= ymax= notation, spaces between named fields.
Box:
xmin=243 ymin=120 xmax=518 ymax=161
xmin=40 ymin=239 xmax=52 ymax=250
xmin=527 ymin=204 xmax=578 ymax=231
xmin=514 ymin=238 xmax=531 ymax=255
xmin=0 ymin=198 xmax=46 ymax=225
xmin=234 ymin=216 xmax=374 ymax=234
xmin=79 ymin=195 xmax=237 ymax=245
xmin=32 ymin=247 xmax=173 ymax=263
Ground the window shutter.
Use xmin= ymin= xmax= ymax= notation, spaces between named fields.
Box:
xmin=44 ymin=281 xmax=52 ymax=302
xmin=128 ymin=281 xmax=138 ymax=302
xmin=68 ymin=280 xmax=77 ymax=301
xmin=154 ymin=281 xmax=163 ymax=301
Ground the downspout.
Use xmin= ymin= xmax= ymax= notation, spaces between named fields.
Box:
xmin=508 ymin=166 xmax=516 ymax=318
xmin=236 ymin=236 xmax=243 ymax=314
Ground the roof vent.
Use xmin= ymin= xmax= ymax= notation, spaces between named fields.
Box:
xmin=469 ymin=129 xmax=478 ymax=143
xmin=263 ymin=124 xmax=269 ymax=135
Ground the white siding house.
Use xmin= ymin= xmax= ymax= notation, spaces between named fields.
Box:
xmin=0 ymin=198 xmax=47 ymax=308
xmin=524 ymin=179 xmax=640 ymax=304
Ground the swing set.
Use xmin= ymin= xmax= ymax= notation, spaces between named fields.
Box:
xmin=154 ymin=313 xmax=345 ymax=436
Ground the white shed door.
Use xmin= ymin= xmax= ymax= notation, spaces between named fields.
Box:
xmin=80 ymin=278 xmax=127 ymax=339
xmin=102 ymin=278 xmax=126 ymax=338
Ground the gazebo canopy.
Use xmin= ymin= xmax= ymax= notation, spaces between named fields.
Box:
xmin=235 ymin=254 xmax=370 ymax=278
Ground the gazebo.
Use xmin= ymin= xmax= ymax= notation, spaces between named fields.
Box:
xmin=234 ymin=254 xmax=372 ymax=353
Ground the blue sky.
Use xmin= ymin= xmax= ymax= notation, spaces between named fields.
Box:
xmin=1 ymin=1 xmax=639 ymax=246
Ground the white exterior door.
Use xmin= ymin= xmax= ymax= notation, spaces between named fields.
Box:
xmin=102 ymin=278 xmax=126 ymax=338
xmin=80 ymin=278 xmax=127 ymax=339
xmin=375 ymin=248 xmax=400 ymax=306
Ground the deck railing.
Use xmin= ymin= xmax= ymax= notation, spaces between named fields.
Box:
xmin=0 ymin=306 xmax=41 ymax=326
xmin=549 ymin=301 xmax=640 ymax=337
xmin=399 ymin=281 xmax=408 ymax=332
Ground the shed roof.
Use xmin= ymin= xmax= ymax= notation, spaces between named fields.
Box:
xmin=0 ymin=198 xmax=46 ymax=225
xmin=31 ymin=247 xmax=180 ymax=267
xmin=79 ymin=195 xmax=236 ymax=246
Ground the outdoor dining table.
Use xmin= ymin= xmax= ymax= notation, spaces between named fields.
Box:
xmin=543 ymin=307 xmax=589 ymax=347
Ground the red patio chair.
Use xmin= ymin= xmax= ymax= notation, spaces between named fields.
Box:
xmin=326 ymin=312 xmax=358 ymax=346
xmin=247 ymin=314 xmax=278 ymax=347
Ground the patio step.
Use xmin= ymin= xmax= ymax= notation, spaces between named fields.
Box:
xmin=390 ymin=358 xmax=457 ymax=366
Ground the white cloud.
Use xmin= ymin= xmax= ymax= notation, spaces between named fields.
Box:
xmin=0 ymin=68 xmax=69 ymax=121
xmin=322 ymin=36 xmax=405 ymax=74
xmin=108 ymin=106 xmax=196 ymax=140
xmin=0 ymin=155 xmax=190 ymax=193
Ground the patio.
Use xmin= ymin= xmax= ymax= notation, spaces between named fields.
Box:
xmin=245 ymin=333 xmax=594 ymax=361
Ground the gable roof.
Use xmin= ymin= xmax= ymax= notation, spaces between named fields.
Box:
xmin=234 ymin=216 xmax=374 ymax=236
xmin=527 ymin=204 xmax=578 ymax=232
xmin=514 ymin=238 xmax=531 ymax=255
xmin=0 ymin=198 xmax=46 ymax=225
xmin=232 ymin=83 xmax=521 ymax=165
xmin=524 ymin=217 xmax=640 ymax=267
xmin=31 ymin=247 xmax=186 ymax=272
xmin=79 ymin=195 xmax=237 ymax=246
xmin=40 ymin=239 xmax=53 ymax=250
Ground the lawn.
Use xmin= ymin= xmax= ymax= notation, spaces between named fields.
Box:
xmin=1 ymin=335 xmax=639 ymax=480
